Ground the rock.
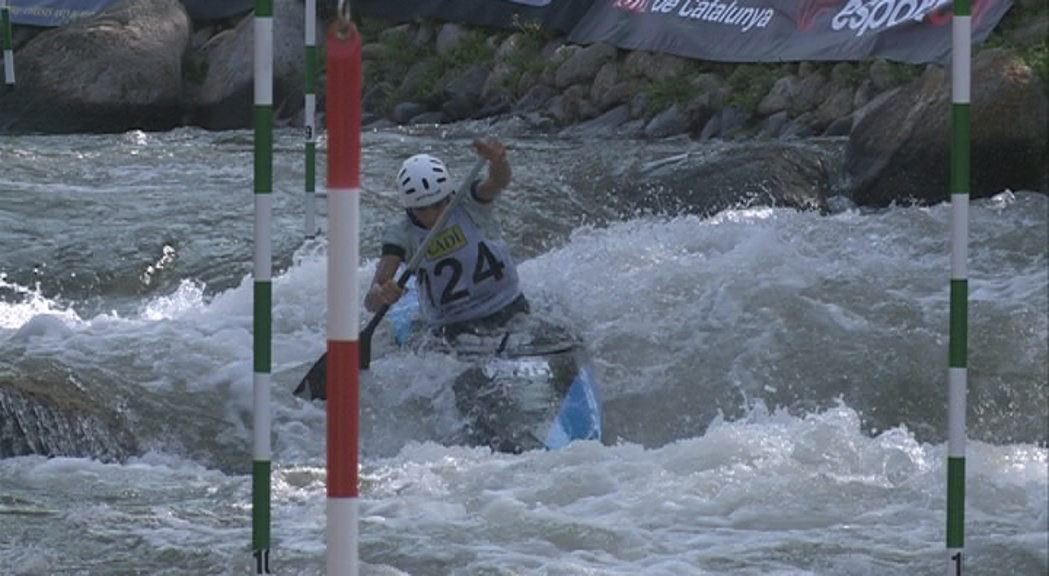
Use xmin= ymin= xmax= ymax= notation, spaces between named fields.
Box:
xmin=362 ymin=82 xmax=391 ymax=114
xmin=589 ymin=62 xmax=619 ymax=111
xmin=718 ymin=106 xmax=751 ymax=139
xmin=378 ymin=24 xmax=412 ymax=44
xmin=629 ymin=92 xmax=650 ymax=119
xmin=867 ymin=59 xmax=896 ymax=92
xmin=361 ymin=42 xmax=385 ymax=61
xmin=758 ymin=75 xmax=800 ymax=116
xmin=699 ymin=114 xmax=720 ymax=141
xmin=561 ymin=104 xmax=632 ymax=138
xmin=622 ymin=51 xmax=657 ymax=80
xmin=554 ymin=42 xmax=617 ymax=89
xmin=442 ymin=63 xmax=491 ymax=117
xmin=846 ymin=48 xmax=1048 ymax=206
xmin=614 ymin=141 xmax=836 ymax=217
xmin=0 ymin=0 xmax=190 ymax=134
xmin=791 ymin=71 xmax=829 ymax=116
xmin=761 ymin=110 xmax=790 ymax=138
xmin=189 ymin=0 xmax=306 ymax=130
xmin=822 ymin=115 xmax=853 ymax=137
xmin=0 ymin=366 xmax=137 ymax=461
xmin=474 ymin=92 xmax=513 ymax=118
xmin=644 ymin=104 xmax=689 ymax=139
xmin=1008 ymin=19 xmax=1048 ymax=48
xmin=547 ymin=84 xmax=589 ymax=125
xmin=409 ymin=111 xmax=443 ymax=125
xmin=436 ymin=23 xmax=466 ymax=57
xmin=514 ymin=84 xmax=558 ymax=113
xmin=482 ymin=62 xmax=514 ymax=102
xmin=813 ymin=85 xmax=854 ymax=131
xmin=780 ymin=111 xmax=818 ymax=140
xmin=852 ymin=78 xmax=873 ymax=110
xmin=391 ymin=101 xmax=428 ymax=124
xmin=615 ymin=118 xmax=646 ymax=139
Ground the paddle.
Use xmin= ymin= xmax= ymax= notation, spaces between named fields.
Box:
xmin=294 ymin=156 xmax=488 ymax=399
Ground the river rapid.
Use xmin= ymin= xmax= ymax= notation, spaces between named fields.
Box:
xmin=0 ymin=126 xmax=1045 ymax=575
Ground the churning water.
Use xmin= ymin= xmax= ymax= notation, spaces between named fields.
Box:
xmin=0 ymin=127 xmax=1045 ymax=575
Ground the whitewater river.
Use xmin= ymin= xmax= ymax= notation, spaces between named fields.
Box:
xmin=0 ymin=126 xmax=1045 ymax=575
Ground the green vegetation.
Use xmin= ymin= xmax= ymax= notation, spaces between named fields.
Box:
xmin=725 ymin=65 xmax=778 ymax=111
xmin=511 ymin=13 xmax=552 ymax=44
xmin=645 ymin=66 xmax=695 ymax=116
xmin=830 ymin=62 xmax=866 ymax=88
xmin=1019 ymin=41 xmax=1048 ymax=95
xmin=383 ymin=28 xmax=429 ymax=71
xmin=883 ymin=60 xmax=919 ymax=86
xmin=353 ymin=3 xmax=1047 ymax=122
xmin=443 ymin=29 xmax=494 ymax=69
xmin=500 ymin=41 xmax=550 ymax=92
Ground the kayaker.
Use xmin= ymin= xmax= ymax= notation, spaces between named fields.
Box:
xmin=364 ymin=137 xmax=530 ymax=339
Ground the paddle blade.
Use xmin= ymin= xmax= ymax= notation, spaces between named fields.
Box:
xmin=293 ymin=353 xmax=328 ymax=400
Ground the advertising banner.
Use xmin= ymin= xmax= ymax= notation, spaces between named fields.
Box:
xmin=8 ymin=0 xmax=114 ymax=27
xmin=352 ymin=0 xmax=597 ymax=33
xmin=569 ymin=0 xmax=1013 ymax=64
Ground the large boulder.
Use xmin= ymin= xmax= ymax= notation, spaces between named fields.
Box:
xmin=0 ymin=365 xmax=138 ymax=462
xmin=599 ymin=140 xmax=839 ymax=218
xmin=845 ymin=48 xmax=1048 ymax=207
xmin=186 ymin=0 xmax=308 ymax=130
xmin=0 ymin=0 xmax=190 ymax=134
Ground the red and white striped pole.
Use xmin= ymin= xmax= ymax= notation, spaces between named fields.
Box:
xmin=325 ymin=6 xmax=361 ymax=576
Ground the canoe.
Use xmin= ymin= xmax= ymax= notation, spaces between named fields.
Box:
xmin=294 ymin=286 xmax=602 ymax=453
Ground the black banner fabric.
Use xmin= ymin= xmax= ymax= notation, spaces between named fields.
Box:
xmin=352 ymin=0 xmax=597 ymax=34
xmin=179 ymin=0 xmax=254 ymax=21
xmin=8 ymin=0 xmax=1015 ymax=64
xmin=568 ymin=0 xmax=1014 ymax=64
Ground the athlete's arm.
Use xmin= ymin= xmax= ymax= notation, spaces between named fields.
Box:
xmin=364 ymin=254 xmax=404 ymax=312
xmin=474 ymin=138 xmax=510 ymax=202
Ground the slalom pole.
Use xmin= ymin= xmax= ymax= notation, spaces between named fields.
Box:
xmin=946 ymin=1 xmax=971 ymax=574
xmin=326 ymin=3 xmax=362 ymax=575
xmin=252 ymin=0 xmax=274 ymax=573
xmin=304 ymin=0 xmax=318 ymax=239
xmin=1 ymin=0 xmax=13 ymax=89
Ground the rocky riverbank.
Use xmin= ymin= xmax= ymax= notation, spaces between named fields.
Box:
xmin=0 ymin=0 xmax=1046 ymax=206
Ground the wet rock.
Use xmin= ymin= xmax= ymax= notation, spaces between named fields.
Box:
xmin=846 ymin=48 xmax=1048 ymax=206
xmin=0 ymin=366 xmax=137 ymax=462
xmin=611 ymin=140 xmax=838 ymax=217
xmin=555 ymin=42 xmax=617 ymax=89
xmin=644 ymin=104 xmax=689 ymax=139
xmin=187 ymin=0 xmax=306 ymax=130
xmin=392 ymin=101 xmax=428 ymax=124
xmin=561 ymin=104 xmax=632 ymax=138
xmin=514 ymin=84 xmax=558 ymax=113
xmin=442 ymin=63 xmax=490 ymax=121
xmin=0 ymin=0 xmax=190 ymax=134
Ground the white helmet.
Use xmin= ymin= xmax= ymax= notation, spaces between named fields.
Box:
xmin=397 ymin=154 xmax=452 ymax=209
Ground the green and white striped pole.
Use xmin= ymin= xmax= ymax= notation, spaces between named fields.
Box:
xmin=947 ymin=0 xmax=971 ymax=574
xmin=253 ymin=0 xmax=274 ymax=573
xmin=304 ymin=0 xmax=318 ymax=239
xmin=1 ymin=0 xmax=14 ymax=88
